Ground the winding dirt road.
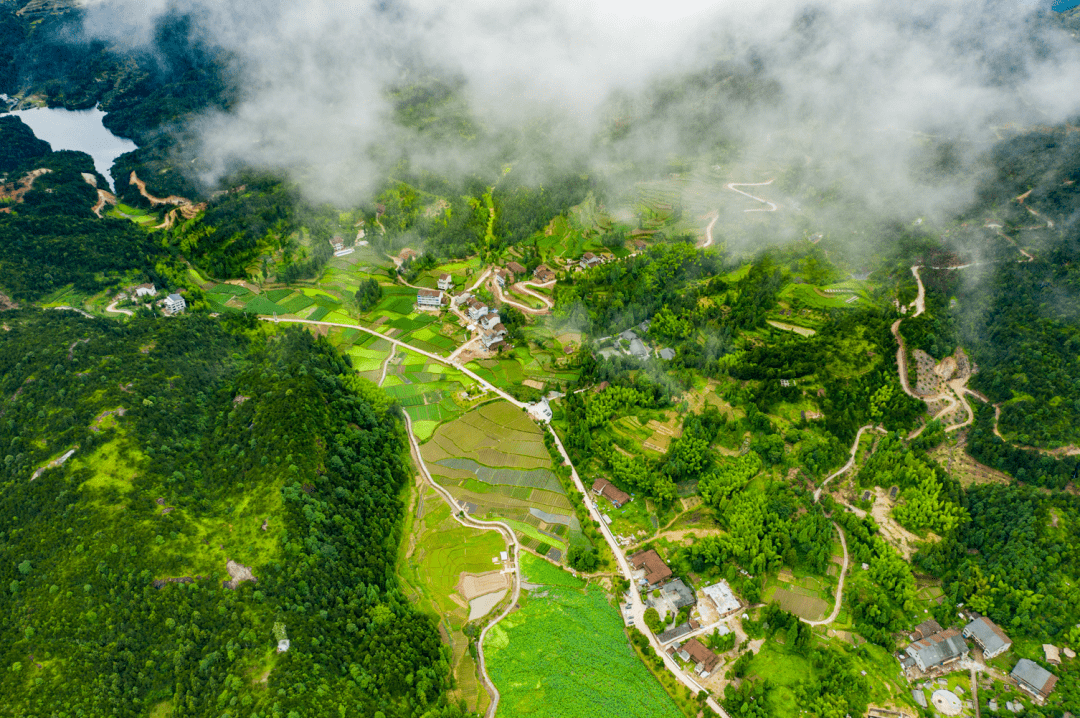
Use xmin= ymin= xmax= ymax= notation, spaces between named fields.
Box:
xmin=105 ymin=301 xmax=133 ymax=316
xmin=401 ymin=410 xmax=520 ymax=718
xmin=701 ymin=211 xmax=719 ymax=248
xmin=814 ymin=424 xmax=886 ymax=502
xmin=491 ymin=277 xmax=551 ymax=315
xmin=726 ymin=180 xmax=780 ymax=212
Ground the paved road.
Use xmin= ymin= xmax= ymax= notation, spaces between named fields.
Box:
xmin=545 ymin=427 xmax=733 ymax=718
xmin=258 ymin=317 xmax=526 ymax=409
xmin=105 ymin=301 xmax=133 ymax=316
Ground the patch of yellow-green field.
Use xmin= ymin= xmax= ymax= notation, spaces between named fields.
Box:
xmin=766 ymin=320 xmax=817 ymax=336
xmin=412 ymin=420 xmax=439 ymax=441
xmin=300 ymin=287 xmax=340 ymax=300
xmin=148 ymin=701 xmax=173 ymax=718
xmin=71 ymin=436 xmax=141 ymax=498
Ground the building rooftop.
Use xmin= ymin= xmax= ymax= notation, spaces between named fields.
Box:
xmin=507 ymin=261 xmax=526 ymax=274
xmin=657 ymin=622 xmax=694 ymax=644
xmin=681 ymin=638 xmax=719 ymax=673
xmin=628 ymin=338 xmax=649 ymax=358
xmin=964 ymin=616 xmax=1010 ymax=656
xmin=1012 ymin=658 xmax=1057 ymax=697
xmin=661 ymin=578 xmax=696 ymax=609
xmin=913 ymin=618 xmax=943 ymax=640
xmin=592 ymin=477 xmax=630 ymax=506
xmin=630 ymin=548 xmax=672 ymax=586
xmin=418 ymin=288 xmax=441 ymax=298
xmin=907 ymin=628 xmax=967 ymax=668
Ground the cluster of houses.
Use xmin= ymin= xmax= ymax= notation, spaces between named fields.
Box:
xmin=122 ymin=283 xmax=186 ymax=315
xmin=328 ymin=236 xmax=355 ymax=257
xmin=622 ymin=547 xmax=742 ymax=679
xmin=596 ymin=323 xmax=675 ymax=362
xmin=903 ymin=616 xmax=1064 ymax=703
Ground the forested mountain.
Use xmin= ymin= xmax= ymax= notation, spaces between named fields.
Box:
xmin=0 ymin=311 xmax=467 ymax=718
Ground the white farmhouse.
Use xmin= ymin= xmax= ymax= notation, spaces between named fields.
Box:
xmin=438 ymin=273 xmax=453 ymax=291
xmin=164 ymin=293 xmax=186 ymax=314
xmin=417 ymin=288 xmax=443 ymax=308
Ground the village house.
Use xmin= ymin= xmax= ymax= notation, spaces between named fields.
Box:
xmin=134 ymin=283 xmax=157 ymax=298
xmin=911 ymin=619 xmax=943 ymax=641
xmin=453 ymin=291 xmax=472 ymax=307
xmin=658 ymin=348 xmax=676 ymax=361
xmin=680 ymin=638 xmax=720 ymax=676
xmin=628 ymin=337 xmax=649 ymax=360
xmin=417 ymin=288 xmax=443 ymax=308
xmin=591 ymin=477 xmax=630 ymax=508
xmin=579 ymin=252 xmax=601 ymax=269
xmin=630 ymin=548 xmax=673 ymax=588
xmin=660 ymin=578 xmax=696 ymax=610
xmin=438 ymin=273 xmax=453 ymax=291
xmin=963 ymin=617 xmax=1012 ymax=659
xmin=533 ymin=264 xmax=556 ymax=283
xmin=481 ymin=330 xmax=506 ymax=351
xmin=633 ymin=239 xmax=648 ymax=252
xmin=1044 ymin=645 xmax=1062 ymax=665
xmin=164 ymin=293 xmax=186 ymax=314
xmin=480 ymin=312 xmax=501 ymax=331
xmin=506 ymin=261 xmax=526 ymax=278
xmin=467 ymin=299 xmax=489 ymax=322
xmin=494 ymin=268 xmax=511 ymax=287
xmin=905 ymin=628 xmax=968 ymax=672
xmin=1012 ymin=658 xmax=1057 ymax=700
xmin=329 ymin=236 xmax=354 ymax=257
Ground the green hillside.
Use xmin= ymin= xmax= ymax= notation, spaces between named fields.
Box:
xmin=0 ymin=310 xmax=466 ymax=718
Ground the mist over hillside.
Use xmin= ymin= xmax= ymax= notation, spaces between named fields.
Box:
xmin=68 ymin=0 xmax=1080 ymax=225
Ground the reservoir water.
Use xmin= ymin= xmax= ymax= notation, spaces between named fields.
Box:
xmin=9 ymin=106 xmax=136 ymax=190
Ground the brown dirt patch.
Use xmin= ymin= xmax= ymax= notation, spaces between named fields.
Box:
xmin=456 ymin=571 xmax=509 ymax=600
xmin=223 ymin=560 xmax=257 ymax=589
xmin=870 ymin=487 xmax=938 ymax=559
xmin=0 ymin=168 xmax=52 ymax=210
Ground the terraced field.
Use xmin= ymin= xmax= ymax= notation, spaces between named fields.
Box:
xmin=421 ymin=401 xmax=584 ymax=561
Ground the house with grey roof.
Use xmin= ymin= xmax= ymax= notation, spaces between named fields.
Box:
xmin=658 ymin=347 xmax=676 ymax=360
xmin=164 ymin=293 xmax=186 ymax=314
xmin=661 ymin=578 xmax=696 ymax=610
xmin=1012 ymin=658 xmax=1057 ymax=700
xmin=963 ymin=616 xmax=1011 ymax=659
xmin=904 ymin=628 xmax=968 ymax=671
xmin=628 ymin=337 xmax=649 ymax=359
